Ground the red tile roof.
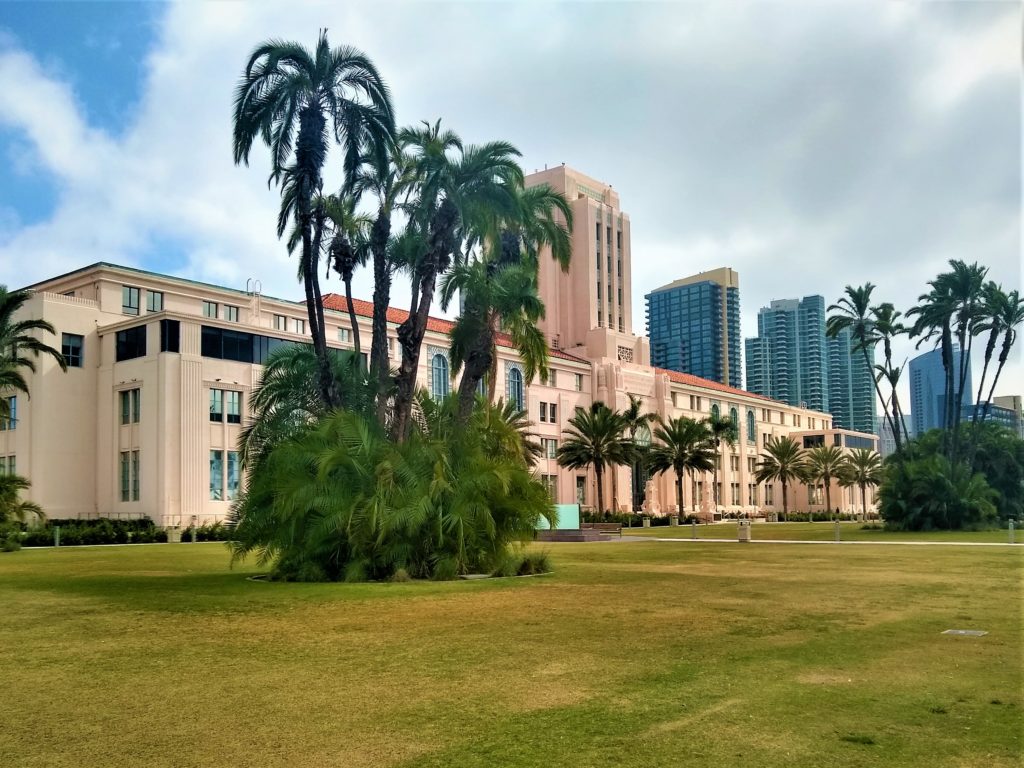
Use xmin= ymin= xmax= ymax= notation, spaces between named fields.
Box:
xmin=655 ymin=367 xmax=777 ymax=403
xmin=320 ymin=293 xmax=589 ymax=364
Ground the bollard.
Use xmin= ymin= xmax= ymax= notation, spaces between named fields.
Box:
xmin=691 ymin=520 xmax=698 ymax=540
xmin=54 ymin=526 xmax=60 ymax=547
xmin=1010 ymin=519 xmax=1016 ymax=545
xmin=834 ymin=520 xmax=841 ymax=543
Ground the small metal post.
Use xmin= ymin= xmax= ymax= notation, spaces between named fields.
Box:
xmin=834 ymin=520 xmax=841 ymax=543
xmin=1010 ymin=519 xmax=1015 ymax=545
xmin=54 ymin=526 xmax=60 ymax=547
xmin=691 ymin=520 xmax=697 ymax=540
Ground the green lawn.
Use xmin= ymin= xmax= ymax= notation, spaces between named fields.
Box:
xmin=623 ymin=520 xmax=1020 ymax=543
xmin=1 ymin=541 xmax=1020 ymax=767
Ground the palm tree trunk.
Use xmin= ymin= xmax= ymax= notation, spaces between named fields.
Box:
xmin=676 ymin=471 xmax=684 ymax=516
xmin=456 ymin=330 xmax=493 ymax=421
xmin=370 ymin=212 xmax=392 ymax=425
xmin=781 ymin=481 xmax=789 ymax=522
xmin=343 ymin=275 xmax=362 ymax=358
xmin=824 ymin=475 xmax=832 ymax=519
xmin=595 ymin=465 xmax=605 ymax=518
xmin=393 ymin=199 xmax=459 ymax=442
xmin=611 ymin=465 xmax=619 ymax=515
xmin=860 ymin=482 xmax=867 ymax=521
xmin=865 ymin=344 xmax=900 ymax=453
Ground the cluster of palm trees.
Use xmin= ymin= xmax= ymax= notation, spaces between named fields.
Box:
xmin=828 ymin=260 xmax=1022 ymax=466
xmin=556 ymin=399 xmax=884 ymax=521
xmin=232 ymin=32 xmax=572 ymax=442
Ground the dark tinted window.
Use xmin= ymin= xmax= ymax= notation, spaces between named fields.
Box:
xmin=115 ymin=325 xmax=147 ymax=362
xmin=201 ymin=326 xmax=291 ymax=364
xmin=160 ymin=320 xmax=180 ymax=353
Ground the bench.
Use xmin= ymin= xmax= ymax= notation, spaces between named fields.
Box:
xmin=581 ymin=522 xmax=622 ymax=537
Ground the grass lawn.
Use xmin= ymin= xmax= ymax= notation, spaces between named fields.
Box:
xmin=622 ymin=521 xmax=1020 ymax=543
xmin=0 ymin=541 xmax=1020 ymax=767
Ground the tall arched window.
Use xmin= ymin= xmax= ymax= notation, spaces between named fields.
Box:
xmin=711 ymin=403 xmax=720 ymax=420
xmin=508 ymin=367 xmax=524 ymax=410
xmin=431 ymin=354 xmax=449 ymax=400
xmin=729 ymin=407 xmax=739 ymax=426
xmin=477 ymin=376 xmax=487 ymax=396
xmin=747 ymin=410 xmax=756 ymax=443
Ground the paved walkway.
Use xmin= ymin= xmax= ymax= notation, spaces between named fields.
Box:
xmin=631 ymin=536 xmax=1022 ymax=547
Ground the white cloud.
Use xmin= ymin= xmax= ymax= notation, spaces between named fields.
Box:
xmin=0 ymin=0 xmax=1020 ymax=398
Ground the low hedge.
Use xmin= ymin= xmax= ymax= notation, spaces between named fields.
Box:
xmin=17 ymin=518 xmax=168 ymax=547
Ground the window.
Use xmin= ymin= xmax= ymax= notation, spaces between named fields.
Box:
xmin=730 ymin=455 xmax=740 ymax=472
xmin=120 ymin=389 xmax=140 ymax=425
xmin=762 ymin=433 xmax=771 ymax=448
xmin=765 ymin=485 xmax=775 ymax=505
xmin=731 ymin=483 xmax=741 ymax=506
xmin=226 ymin=391 xmax=242 ymax=424
xmin=748 ymin=484 xmax=759 ymax=506
xmin=6 ymin=456 xmax=13 ymax=476
xmin=795 ymin=415 xmax=802 ymax=427
xmin=431 ymin=354 xmax=449 ymax=400
xmin=762 ymin=408 xmax=769 ymax=422
xmin=539 ymin=402 xmax=547 ymax=423
xmin=210 ymin=451 xmax=224 ymax=501
xmin=543 ymin=438 xmax=558 ymax=459
xmin=0 ymin=396 xmax=14 ymax=431
xmin=574 ymin=373 xmax=583 ymax=392
xmin=120 ymin=450 xmax=140 ymax=502
xmin=747 ymin=457 xmax=757 ymax=473
xmin=210 ymin=389 xmax=223 ymax=422
xmin=160 ymin=319 xmax=180 ymax=352
xmin=146 ymin=291 xmax=163 ymax=312
xmin=747 ymin=411 xmax=756 ymax=443
xmin=225 ymin=305 xmax=240 ymax=322
xmin=541 ymin=474 xmax=557 ymax=501
xmin=115 ymin=325 xmax=147 ymax=361
xmin=203 ymin=301 xmax=218 ymax=319
xmin=227 ymin=451 xmax=240 ymax=500
xmin=201 ymin=326 xmax=290 ymax=364
xmin=507 ymin=367 xmax=524 ymax=410
xmin=274 ymin=315 xmax=287 ymax=331
xmin=338 ymin=327 xmax=352 ymax=343
xmin=62 ymin=333 xmax=84 ymax=368
xmin=730 ymin=407 xmax=738 ymax=426
xmin=122 ymin=286 xmax=140 ymax=315
xmin=711 ymin=403 xmax=720 ymax=420
xmin=689 ymin=395 xmax=696 ymax=410
xmin=295 ymin=318 xmax=305 ymax=334
xmin=696 ymin=397 xmax=703 ymax=412
xmin=548 ymin=403 xmax=557 ymax=423
xmin=576 ymin=476 xmax=586 ymax=506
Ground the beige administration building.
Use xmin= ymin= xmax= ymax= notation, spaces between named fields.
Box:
xmin=1 ymin=166 xmax=877 ymax=527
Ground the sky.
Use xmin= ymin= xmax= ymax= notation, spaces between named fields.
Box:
xmin=0 ymin=0 xmax=1021 ymax=406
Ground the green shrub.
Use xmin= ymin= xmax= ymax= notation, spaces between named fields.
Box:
xmin=231 ymin=398 xmax=556 ymax=582
xmin=0 ymin=523 xmax=21 ymax=552
xmin=880 ymin=454 xmax=998 ymax=531
xmin=18 ymin=518 xmax=163 ymax=547
xmin=516 ymin=551 xmax=550 ymax=576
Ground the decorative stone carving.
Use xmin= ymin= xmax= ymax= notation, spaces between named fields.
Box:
xmin=641 ymin=479 xmax=661 ymax=515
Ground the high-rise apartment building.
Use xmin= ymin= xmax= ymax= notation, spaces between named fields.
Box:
xmin=745 ymin=296 xmax=829 ymax=413
xmin=908 ymin=346 xmax=972 ymax=434
xmin=645 ymin=268 xmax=741 ymax=388
xmin=827 ymin=327 xmax=877 ymax=434
xmin=993 ymin=395 xmax=1024 ymax=438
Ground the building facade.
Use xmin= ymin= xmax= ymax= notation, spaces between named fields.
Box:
xmin=645 ymin=267 xmax=741 ymax=388
xmin=745 ymin=296 xmax=829 ymax=413
xmin=2 ymin=167 xmax=879 ymax=526
xmin=827 ymin=327 xmax=877 ymax=434
xmin=908 ymin=346 xmax=972 ymax=435
xmin=992 ymin=395 xmax=1024 ymax=438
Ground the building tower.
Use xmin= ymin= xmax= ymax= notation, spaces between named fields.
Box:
xmin=828 ymin=327 xmax=877 ymax=433
xmin=909 ymin=346 xmax=972 ymax=434
xmin=745 ymin=296 xmax=829 ymax=413
xmin=644 ymin=268 xmax=741 ymax=388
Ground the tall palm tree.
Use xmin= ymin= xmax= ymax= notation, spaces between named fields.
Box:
xmin=232 ymin=31 xmax=395 ymax=407
xmin=0 ymin=286 xmax=67 ymax=422
xmin=828 ymin=284 xmax=901 ymax=452
xmin=392 ymin=123 xmax=522 ymax=440
xmin=705 ymin=412 xmax=738 ymax=514
xmin=622 ymin=394 xmax=658 ymax=511
xmin=648 ymin=417 xmax=716 ymax=516
xmin=980 ymin=288 xmax=1024 ymax=424
xmin=869 ymin=302 xmax=910 ymax=446
xmin=754 ymin=436 xmax=808 ymax=522
xmin=349 ymin=144 xmax=418 ymax=420
xmin=557 ymin=402 xmax=633 ymax=517
xmin=805 ymin=445 xmax=845 ymax=517
xmin=838 ymin=448 xmax=883 ymax=521
xmin=939 ymin=261 xmax=988 ymax=454
xmin=323 ymin=195 xmax=372 ymax=358
xmin=907 ymin=279 xmax=957 ymax=455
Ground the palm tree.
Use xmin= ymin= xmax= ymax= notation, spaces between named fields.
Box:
xmin=648 ymin=417 xmax=716 ymax=517
xmin=0 ymin=286 xmax=67 ymax=421
xmin=979 ymin=288 xmax=1024 ymax=424
xmin=557 ymin=402 xmax=633 ymax=517
xmin=441 ymin=261 xmax=548 ymax=421
xmin=622 ymin=394 xmax=658 ymax=511
xmin=0 ymin=474 xmax=42 ymax=524
xmin=805 ymin=445 xmax=845 ymax=518
xmin=754 ymin=436 xmax=808 ymax=522
xmin=392 ymin=123 xmax=522 ymax=440
xmin=907 ymin=279 xmax=957 ymax=455
xmin=232 ymin=31 xmax=395 ymax=407
xmin=869 ymin=302 xmax=910 ymax=445
xmin=705 ymin=412 xmax=738 ymax=514
xmin=349 ymin=144 xmax=418 ymax=420
xmin=828 ymin=284 xmax=902 ymax=452
xmin=838 ymin=448 xmax=883 ymax=521
xmin=323 ymin=195 xmax=372 ymax=358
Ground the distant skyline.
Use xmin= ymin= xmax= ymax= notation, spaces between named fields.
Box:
xmin=0 ymin=1 xmax=1020 ymax=401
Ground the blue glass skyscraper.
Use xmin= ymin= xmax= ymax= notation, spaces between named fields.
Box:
xmin=909 ymin=346 xmax=972 ymax=434
xmin=645 ymin=268 xmax=741 ymax=387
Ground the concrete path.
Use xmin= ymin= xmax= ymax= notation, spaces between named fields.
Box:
xmin=630 ymin=536 xmax=1022 ymax=547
